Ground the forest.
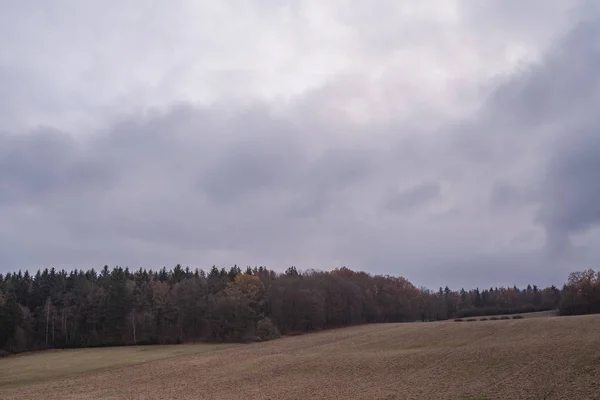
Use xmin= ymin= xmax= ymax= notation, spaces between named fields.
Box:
xmin=1 ymin=265 xmax=599 ymax=354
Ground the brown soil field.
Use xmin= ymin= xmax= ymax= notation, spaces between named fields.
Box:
xmin=1 ymin=314 xmax=599 ymax=400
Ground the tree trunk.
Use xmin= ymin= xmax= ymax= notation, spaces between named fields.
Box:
xmin=61 ymin=309 xmax=66 ymax=343
xmin=132 ymin=312 xmax=136 ymax=345
xmin=45 ymin=299 xmax=50 ymax=346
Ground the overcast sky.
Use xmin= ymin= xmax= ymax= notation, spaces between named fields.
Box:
xmin=1 ymin=0 xmax=599 ymax=289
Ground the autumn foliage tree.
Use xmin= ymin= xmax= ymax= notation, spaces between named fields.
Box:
xmin=559 ymin=269 xmax=600 ymax=315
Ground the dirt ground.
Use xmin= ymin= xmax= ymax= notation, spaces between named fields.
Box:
xmin=1 ymin=314 xmax=599 ymax=400
xmin=0 ymin=343 xmax=240 ymax=388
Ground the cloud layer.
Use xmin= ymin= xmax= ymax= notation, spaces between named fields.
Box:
xmin=1 ymin=0 xmax=599 ymax=288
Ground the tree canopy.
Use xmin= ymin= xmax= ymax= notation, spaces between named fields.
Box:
xmin=0 ymin=265 xmax=595 ymax=354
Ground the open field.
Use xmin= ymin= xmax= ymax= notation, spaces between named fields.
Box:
xmin=1 ymin=315 xmax=599 ymax=400
xmin=0 ymin=343 xmax=240 ymax=388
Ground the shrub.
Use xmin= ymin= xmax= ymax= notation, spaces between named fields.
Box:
xmin=466 ymin=318 xmax=477 ymax=322
xmin=454 ymin=318 xmax=464 ymax=322
xmin=480 ymin=318 xmax=488 ymax=321
xmin=500 ymin=316 xmax=510 ymax=320
xmin=512 ymin=315 xmax=524 ymax=319
xmin=456 ymin=305 xmax=554 ymax=319
xmin=489 ymin=317 xmax=499 ymax=321
xmin=256 ymin=317 xmax=281 ymax=341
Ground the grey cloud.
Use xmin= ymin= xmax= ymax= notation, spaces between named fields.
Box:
xmin=0 ymin=103 xmax=388 ymax=272
xmin=487 ymin=21 xmax=600 ymax=128
xmin=373 ymin=249 xmax=568 ymax=290
xmin=539 ymin=129 xmax=600 ymax=239
xmin=0 ymin=128 xmax=116 ymax=205
xmin=386 ymin=181 xmax=441 ymax=212
xmin=461 ymin=0 xmax=583 ymax=40
xmin=439 ymin=9 xmax=600 ymax=255
xmin=198 ymin=118 xmax=307 ymax=205
xmin=197 ymin=112 xmax=379 ymax=215
xmin=489 ymin=181 xmax=535 ymax=211
xmin=286 ymin=147 xmax=377 ymax=217
xmin=2 ymin=0 xmax=600 ymax=290
xmin=509 ymin=15 xmax=600 ymax=250
xmin=201 ymin=146 xmax=296 ymax=204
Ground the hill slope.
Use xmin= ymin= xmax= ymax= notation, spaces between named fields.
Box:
xmin=2 ymin=315 xmax=599 ymax=399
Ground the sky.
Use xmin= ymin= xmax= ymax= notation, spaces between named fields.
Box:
xmin=1 ymin=0 xmax=599 ymax=289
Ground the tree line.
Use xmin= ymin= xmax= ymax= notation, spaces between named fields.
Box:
xmin=0 ymin=265 xmax=598 ymax=354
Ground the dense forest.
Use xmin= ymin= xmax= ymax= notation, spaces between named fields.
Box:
xmin=0 ymin=265 xmax=598 ymax=354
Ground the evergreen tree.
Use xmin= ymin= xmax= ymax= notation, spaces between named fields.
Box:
xmin=0 ymin=263 xmax=589 ymax=354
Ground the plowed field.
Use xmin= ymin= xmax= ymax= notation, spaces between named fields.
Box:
xmin=1 ymin=314 xmax=599 ymax=399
